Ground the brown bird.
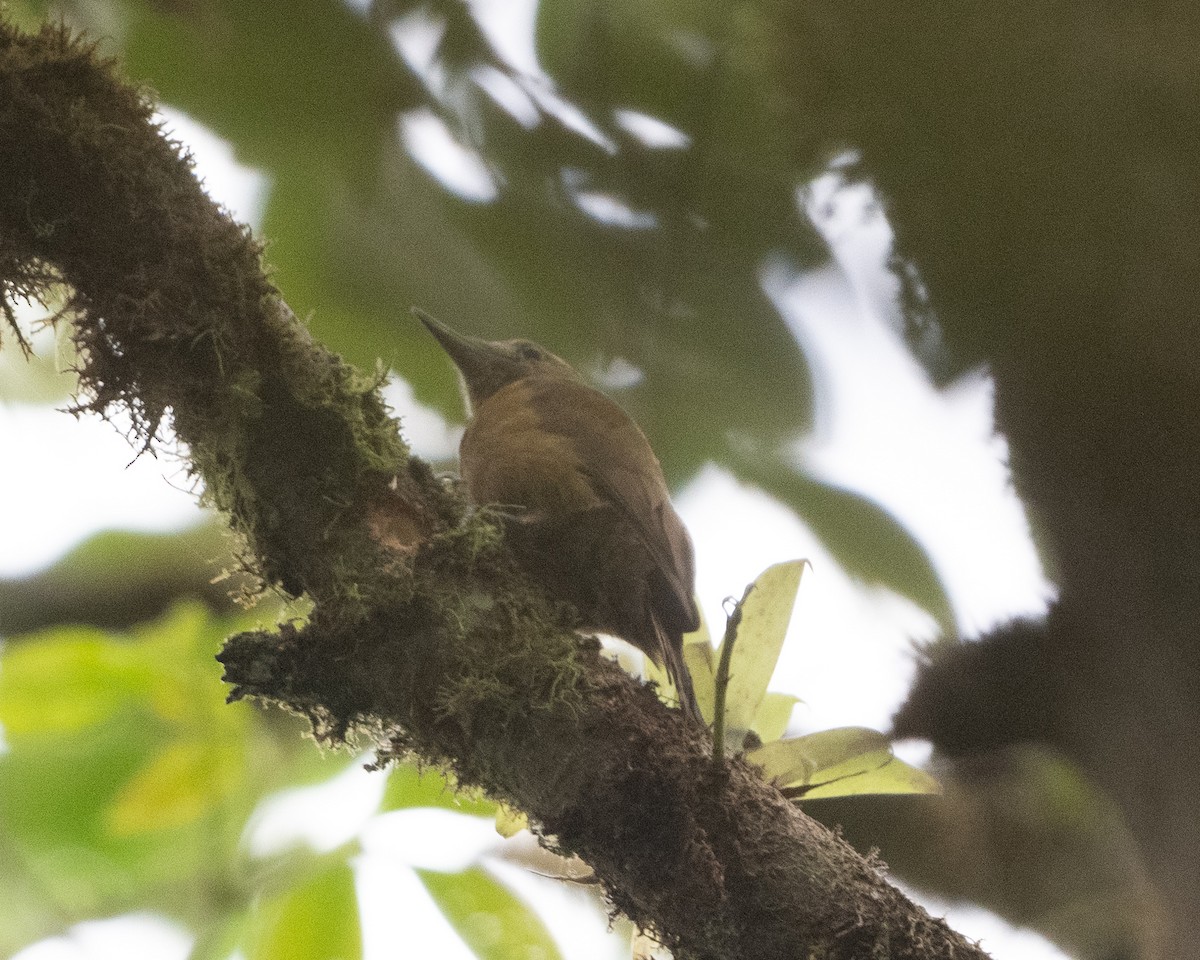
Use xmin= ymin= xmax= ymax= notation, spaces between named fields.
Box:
xmin=416 ymin=309 xmax=702 ymax=720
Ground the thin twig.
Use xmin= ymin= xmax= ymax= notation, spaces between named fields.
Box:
xmin=712 ymin=583 xmax=753 ymax=765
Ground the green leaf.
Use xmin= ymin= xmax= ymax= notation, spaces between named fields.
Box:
xmin=793 ymin=755 xmax=942 ymax=800
xmin=746 ymin=727 xmax=941 ymax=799
xmin=751 ymin=692 xmax=800 ymax=745
xmin=718 ymin=561 xmax=805 ymax=745
xmin=0 ymin=604 xmax=270 ymax=947
xmin=105 ymin=739 xmax=244 ymax=836
xmin=683 ymin=616 xmax=716 ymax=675
xmin=748 ymin=727 xmax=890 ymax=784
xmin=189 ymin=911 xmax=248 ymax=960
xmin=681 ymin=616 xmax=717 ymax=722
xmin=417 ymin=866 xmax=562 ymax=960
xmin=380 ymin=763 xmax=496 ymax=818
xmin=245 ymin=861 xmax=361 ymax=960
xmin=115 ymin=0 xmax=412 ymax=176
xmin=0 ymin=710 xmax=177 ymax=913
xmin=494 ymin=803 xmax=529 ymax=839
xmin=0 ymin=602 xmax=249 ymax=739
xmin=0 ymin=628 xmax=156 ymax=735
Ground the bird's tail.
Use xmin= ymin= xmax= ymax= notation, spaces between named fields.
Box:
xmin=654 ymin=612 xmax=703 ymax=723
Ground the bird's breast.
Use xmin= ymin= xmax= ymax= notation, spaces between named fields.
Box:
xmin=460 ymin=380 xmax=603 ymax=516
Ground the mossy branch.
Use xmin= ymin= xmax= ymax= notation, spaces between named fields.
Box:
xmin=0 ymin=20 xmax=991 ymax=960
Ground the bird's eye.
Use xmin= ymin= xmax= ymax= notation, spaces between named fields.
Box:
xmin=517 ymin=344 xmax=542 ymax=360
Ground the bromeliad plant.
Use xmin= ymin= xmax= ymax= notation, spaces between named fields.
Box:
xmin=502 ymin=560 xmax=939 ymax=845
xmin=495 ymin=560 xmax=938 ymax=855
xmin=652 ymin=561 xmax=941 ymax=801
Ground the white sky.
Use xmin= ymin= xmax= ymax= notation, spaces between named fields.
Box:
xmin=2 ymin=8 xmax=1068 ymax=960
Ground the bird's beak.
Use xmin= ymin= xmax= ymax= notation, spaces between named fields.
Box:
xmin=413 ymin=308 xmax=494 ymax=376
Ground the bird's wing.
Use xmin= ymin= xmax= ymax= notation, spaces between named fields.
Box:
xmin=525 ymin=378 xmax=700 ymax=634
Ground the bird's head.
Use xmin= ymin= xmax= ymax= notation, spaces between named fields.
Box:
xmin=414 ymin=308 xmax=577 ymax=412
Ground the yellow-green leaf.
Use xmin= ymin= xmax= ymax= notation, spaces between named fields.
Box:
xmin=418 ymin=866 xmax=562 ymax=960
xmin=682 ymin=614 xmax=716 ymax=721
xmin=750 ymin=692 xmax=800 ymax=745
xmin=245 ymin=861 xmax=361 ymax=960
xmin=793 ymin=756 xmax=943 ymax=800
xmin=380 ymin=763 xmax=495 ymax=817
xmin=0 ymin=630 xmax=155 ymax=736
xmin=719 ymin=561 xmax=805 ymax=742
xmin=642 ymin=649 xmax=671 ymax=700
xmin=746 ymin=727 xmax=941 ymax=799
xmin=746 ymin=727 xmax=887 ymax=785
xmin=105 ymin=738 xmax=243 ymax=836
xmin=683 ymin=615 xmax=715 ymax=674
xmin=0 ymin=604 xmax=253 ymax=741
xmin=495 ymin=803 xmax=529 ymax=838
xmin=135 ymin=603 xmax=250 ymax=728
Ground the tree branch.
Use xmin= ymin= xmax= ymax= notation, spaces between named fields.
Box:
xmin=0 ymin=21 xmax=991 ymax=960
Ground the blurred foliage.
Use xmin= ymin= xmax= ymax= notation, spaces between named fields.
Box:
xmin=0 ymin=605 xmax=327 ymax=954
xmin=380 ymin=759 xmax=497 ymax=819
xmin=418 ymin=866 xmax=562 ymax=960
xmin=243 ymin=860 xmax=362 ymax=960
xmin=0 ymin=523 xmax=249 ymax=636
xmin=0 ymin=602 xmax=529 ymax=959
xmin=5 ymin=0 xmax=951 ymax=626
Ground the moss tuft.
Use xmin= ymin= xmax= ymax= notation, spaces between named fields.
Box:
xmin=0 ymin=21 xmax=420 ymax=604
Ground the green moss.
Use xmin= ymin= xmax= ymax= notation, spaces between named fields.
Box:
xmin=413 ymin=513 xmax=589 ymax=721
